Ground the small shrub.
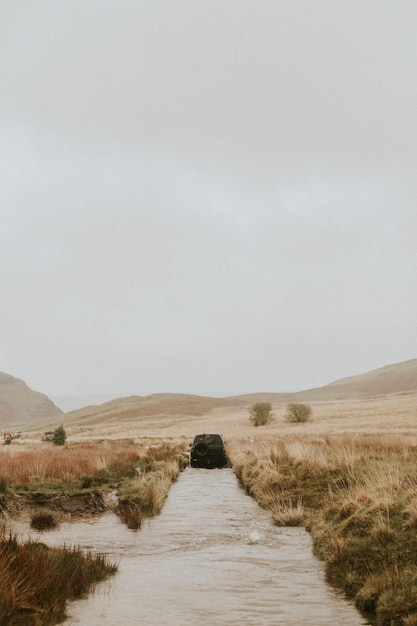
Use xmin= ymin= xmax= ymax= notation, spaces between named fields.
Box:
xmin=285 ymin=402 xmax=312 ymax=423
xmin=53 ymin=425 xmax=67 ymax=446
xmin=249 ymin=402 xmax=274 ymax=427
xmin=30 ymin=512 xmax=58 ymax=531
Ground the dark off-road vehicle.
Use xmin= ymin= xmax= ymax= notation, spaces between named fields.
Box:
xmin=189 ymin=433 xmax=228 ymax=469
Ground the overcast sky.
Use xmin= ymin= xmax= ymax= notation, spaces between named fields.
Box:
xmin=1 ymin=1 xmax=416 ymax=399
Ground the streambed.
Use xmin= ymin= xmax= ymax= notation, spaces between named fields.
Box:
xmin=12 ymin=468 xmax=369 ymax=625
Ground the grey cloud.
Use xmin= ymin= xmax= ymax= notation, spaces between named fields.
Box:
xmin=1 ymin=1 xmax=416 ymax=396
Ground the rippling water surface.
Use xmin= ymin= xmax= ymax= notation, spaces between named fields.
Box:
xmin=16 ymin=468 xmax=369 ymax=625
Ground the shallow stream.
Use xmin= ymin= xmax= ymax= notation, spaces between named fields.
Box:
xmin=15 ymin=468 xmax=369 ymax=625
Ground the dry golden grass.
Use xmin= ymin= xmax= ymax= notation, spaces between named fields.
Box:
xmin=272 ymin=500 xmax=305 ymax=526
xmin=0 ymin=443 xmax=142 ymax=490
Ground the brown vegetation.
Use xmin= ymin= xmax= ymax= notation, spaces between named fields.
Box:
xmin=0 ymin=442 xmax=142 ymax=494
xmin=0 ymin=533 xmax=116 ymax=625
xmin=0 ymin=440 xmax=188 ymax=520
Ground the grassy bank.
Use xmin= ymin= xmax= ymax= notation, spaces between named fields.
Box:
xmin=116 ymin=442 xmax=188 ymax=527
xmin=0 ymin=441 xmax=187 ymax=513
xmin=0 ymin=440 xmax=188 ymax=623
xmin=229 ymin=435 xmax=417 ymax=626
xmin=0 ymin=440 xmax=186 ymax=494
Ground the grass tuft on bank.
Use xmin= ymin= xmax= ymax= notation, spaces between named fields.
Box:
xmin=0 ymin=533 xmax=116 ymax=625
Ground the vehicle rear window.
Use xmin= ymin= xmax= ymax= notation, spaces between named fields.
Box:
xmin=193 ymin=434 xmax=223 ymax=445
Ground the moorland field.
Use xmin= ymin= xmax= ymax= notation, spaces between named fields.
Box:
xmin=2 ymin=359 xmax=417 ymax=625
xmin=12 ymin=358 xmax=417 ymax=445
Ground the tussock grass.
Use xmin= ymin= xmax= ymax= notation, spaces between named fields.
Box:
xmin=30 ymin=513 xmax=58 ymax=531
xmin=131 ymin=473 xmax=172 ymax=515
xmin=272 ymin=500 xmax=304 ymax=526
xmin=0 ymin=533 xmax=116 ymax=625
xmin=229 ymin=434 xmax=417 ymax=625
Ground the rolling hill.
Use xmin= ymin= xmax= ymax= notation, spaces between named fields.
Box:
xmin=303 ymin=358 xmax=417 ymax=399
xmin=236 ymin=358 xmax=417 ymax=402
xmin=56 ymin=358 xmax=417 ymax=432
xmin=2 ymin=359 xmax=416 ymax=433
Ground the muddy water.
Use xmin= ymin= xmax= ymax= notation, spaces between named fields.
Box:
xmin=17 ymin=468 xmax=368 ymax=625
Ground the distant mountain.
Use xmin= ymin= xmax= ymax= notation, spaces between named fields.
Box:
xmin=0 ymin=372 xmax=63 ymax=429
xmin=61 ymin=359 xmax=417 ymax=430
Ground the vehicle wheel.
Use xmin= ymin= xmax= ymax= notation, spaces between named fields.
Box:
xmin=194 ymin=442 xmax=209 ymax=457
